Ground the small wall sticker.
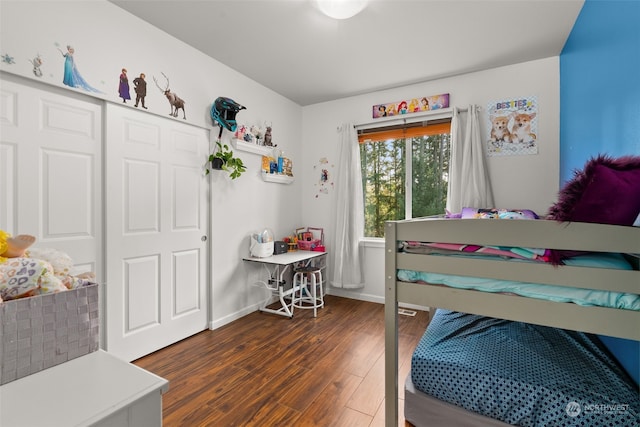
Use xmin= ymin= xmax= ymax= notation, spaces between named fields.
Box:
xmin=314 ymin=157 xmax=334 ymax=197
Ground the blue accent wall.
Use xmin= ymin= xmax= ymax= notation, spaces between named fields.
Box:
xmin=560 ymin=0 xmax=640 ymax=385
xmin=560 ymin=0 xmax=640 ymax=183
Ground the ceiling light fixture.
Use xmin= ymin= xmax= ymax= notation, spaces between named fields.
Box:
xmin=314 ymin=0 xmax=368 ymax=20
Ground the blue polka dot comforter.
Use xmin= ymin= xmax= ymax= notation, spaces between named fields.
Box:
xmin=411 ymin=310 xmax=639 ymax=426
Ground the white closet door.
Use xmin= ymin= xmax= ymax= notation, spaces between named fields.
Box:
xmin=105 ymin=104 xmax=209 ymax=361
xmin=0 ymin=74 xmax=102 ymax=278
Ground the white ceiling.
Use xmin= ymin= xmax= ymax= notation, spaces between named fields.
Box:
xmin=110 ymin=0 xmax=584 ymax=106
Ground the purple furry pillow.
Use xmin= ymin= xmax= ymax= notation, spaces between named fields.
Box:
xmin=547 ymin=155 xmax=640 ymax=226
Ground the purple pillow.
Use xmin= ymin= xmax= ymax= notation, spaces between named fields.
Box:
xmin=547 ymin=154 xmax=640 ymax=225
xmin=546 ymin=155 xmax=640 ymax=264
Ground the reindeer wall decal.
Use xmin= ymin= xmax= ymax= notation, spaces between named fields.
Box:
xmin=153 ymin=72 xmax=186 ymax=120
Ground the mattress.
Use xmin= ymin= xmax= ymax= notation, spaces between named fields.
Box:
xmin=411 ymin=309 xmax=640 ymax=426
xmin=405 ymin=374 xmax=510 ymax=427
xmin=397 ymin=252 xmax=640 ymax=310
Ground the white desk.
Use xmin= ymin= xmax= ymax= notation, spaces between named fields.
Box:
xmin=0 ymin=350 xmax=169 ymax=427
xmin=243 ymin=251 xmax=326 ymax=318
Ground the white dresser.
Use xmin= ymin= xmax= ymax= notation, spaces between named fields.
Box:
xmin=0 ymin=350 xmax=169 ymax=427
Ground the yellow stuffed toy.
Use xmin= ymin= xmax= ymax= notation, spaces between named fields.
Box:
xmin=0 ymin=230 xmax=35 ymax=263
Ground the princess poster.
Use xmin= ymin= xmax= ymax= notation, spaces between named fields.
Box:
xmin=372 ymin=93 xmax=449 ymax=118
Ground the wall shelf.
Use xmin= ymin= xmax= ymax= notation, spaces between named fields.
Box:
xmin=231 ymin=139 xmax=273 ymax=156
xmin=262 ymin=173 xmax=294 ymax=184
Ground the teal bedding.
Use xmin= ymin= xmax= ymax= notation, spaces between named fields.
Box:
xmin=397 ymin=253 xmax=640 ymax=310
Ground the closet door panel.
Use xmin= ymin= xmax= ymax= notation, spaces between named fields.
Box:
xmin=41 ymin=149 xmax=93 ymax=238
xmin=0 ymin=143 xmax=17 ymax=232
xmin=124 ymin=159 xmax=160 ymax=233
xmin=124 ymin=255 xmax=161 ymax=332
xmin=106 ymin=103 xmax=209 ymax=361
xmin=173 ymin=249 xmax=200 ymax=316
xmin=0 ymin=74 xmax=102 ymax=278
xmin=40 ymin=99 xmax=97 ymax=140
xmin=1 ymin=84 xmax=20 ymax=232
xmin=34 ymin=92 xmax=101 ymax=269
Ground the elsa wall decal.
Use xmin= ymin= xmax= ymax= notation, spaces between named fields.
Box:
xmin=57 ymin=44 xmax=101 ymax=93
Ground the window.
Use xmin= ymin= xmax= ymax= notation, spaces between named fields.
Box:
xmin=358 ymin=120 xmax=451 ymax=238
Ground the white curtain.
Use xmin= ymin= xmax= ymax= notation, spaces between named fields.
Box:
xmin=330 ymin=123 xmax=364 ymax=289
xmin=446 ymin=105 xmax=494 ymax=213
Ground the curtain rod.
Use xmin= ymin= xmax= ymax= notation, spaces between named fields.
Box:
xmin=340 ymin=105 xmax=479 ymax=132
xmin=353 ymin=108 xmax=454 ymax=131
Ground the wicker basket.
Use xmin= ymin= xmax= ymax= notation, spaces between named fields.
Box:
xmin=0 ymin=283 xmax=100 ymax=385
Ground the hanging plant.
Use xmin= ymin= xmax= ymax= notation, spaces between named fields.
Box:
xmin=206 ymin=139 xmax=246 ymax=179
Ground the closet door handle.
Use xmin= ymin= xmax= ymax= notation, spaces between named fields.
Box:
xmin=201 ymin=235 xmax=207 ymax=242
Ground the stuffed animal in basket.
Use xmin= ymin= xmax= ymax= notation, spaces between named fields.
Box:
xmin=0 ymin=230 xmax=35 ymax=261
xmin=0 ymin=230 xmax=96 ymax=302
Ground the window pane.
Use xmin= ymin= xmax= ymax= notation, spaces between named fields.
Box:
xmin=360 ymin=139 xmax=405 ymax=238
xmin=411 ymin=133 xmax=450 ymax=218
xmin=359 ymin=121 xmax=451 ymax=238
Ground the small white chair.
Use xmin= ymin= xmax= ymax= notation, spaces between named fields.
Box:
xmin=292 ymin=266 xmax=324 ymax=317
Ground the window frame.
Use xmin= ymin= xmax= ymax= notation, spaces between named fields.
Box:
xmin=357 ymin=114 xmax=452 ymax=240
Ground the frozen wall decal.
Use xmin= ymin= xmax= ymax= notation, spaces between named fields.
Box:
xmin=2 ymin=53 xmax=16 ymax=65
xmin=28 ymin=54 xmax=44 ymax=77
xmin=118 ymin=68 xmax=131 ymax=103
xmin=56 ymin=43 xmax=102 ymax=93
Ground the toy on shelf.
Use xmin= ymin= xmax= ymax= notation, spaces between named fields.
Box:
xmin=235 ymin=125 xmax=247 ymax=141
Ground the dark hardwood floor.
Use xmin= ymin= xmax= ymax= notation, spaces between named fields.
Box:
xmin=133 ymin=295 xmax=430 ymax=426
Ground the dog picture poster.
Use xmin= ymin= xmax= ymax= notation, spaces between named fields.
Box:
xmin=486 ymin=95 xmax=538 ymax=156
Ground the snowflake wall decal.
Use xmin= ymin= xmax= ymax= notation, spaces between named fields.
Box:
xmin=2 ymin=53 xmax=16 ymax=65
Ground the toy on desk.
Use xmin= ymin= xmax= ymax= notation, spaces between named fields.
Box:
xmin=282 ymin=235 xmax=298 ymax=252
xmin=295 ymin=227 xmax=325 ymax=251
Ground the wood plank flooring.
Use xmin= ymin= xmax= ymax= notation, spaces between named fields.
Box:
xmin=133 ymin=295 xmax=430 ymax=427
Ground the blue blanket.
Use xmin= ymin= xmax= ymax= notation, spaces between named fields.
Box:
xmin=411 ymin=310 xmax=639 ymax=426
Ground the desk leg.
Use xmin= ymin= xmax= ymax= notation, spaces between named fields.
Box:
xmin=258 ymin=264 xmax=297 ymax=318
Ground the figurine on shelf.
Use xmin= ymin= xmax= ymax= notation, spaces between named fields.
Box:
xmin=235 ymin=125 xmax=247 ymax=141
xmin=264 ymin=126 xmax=273 ymax=146
xmin=250 ymin=125 xmax=263 ymax=145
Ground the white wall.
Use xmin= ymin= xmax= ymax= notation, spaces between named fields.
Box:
xmin=0 ymin=1 xmax=304 ymax=327
xmin=301 ymin=58 xmax=561 ymax=303
xmin=1 ymin=1 xmax=563 ymax=317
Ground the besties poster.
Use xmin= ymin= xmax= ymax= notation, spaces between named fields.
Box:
xmin=486 ymin=96 xmax=538 ymax=156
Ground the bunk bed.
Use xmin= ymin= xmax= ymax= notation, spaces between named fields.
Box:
xmin=384 ymin=218 xmax=640 ymax=427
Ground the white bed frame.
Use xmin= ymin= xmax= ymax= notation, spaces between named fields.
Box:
xmin=384 ymin=218 xmax=640 ymax=427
